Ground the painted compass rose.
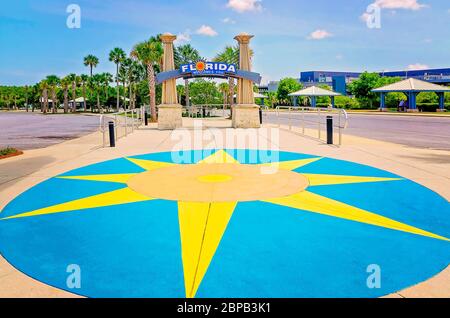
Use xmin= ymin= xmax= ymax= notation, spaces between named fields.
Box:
xmin=0 ymin=150 xmax=449 ymax=298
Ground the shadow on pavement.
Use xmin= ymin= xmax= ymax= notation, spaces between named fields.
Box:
xmin=0 ymin=156 xmax=57 ymax=187
xmin=399 ymin=153 xmax=450 ymax=165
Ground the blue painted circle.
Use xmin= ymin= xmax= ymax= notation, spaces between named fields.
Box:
xmin=0 ymin=149 xmax=449 ymax=298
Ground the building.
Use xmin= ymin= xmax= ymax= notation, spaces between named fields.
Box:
xmin=300 ymin=68 xmax=450 ymax=95
xmin=258 ymin=68 xmax=450 ymax=96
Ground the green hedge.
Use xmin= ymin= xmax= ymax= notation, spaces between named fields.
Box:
xmin=416 ymin=103 xmax=450 ymax=112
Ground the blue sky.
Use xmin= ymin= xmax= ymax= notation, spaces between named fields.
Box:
xmin=1 ymin=0 xmax=450 ymax=85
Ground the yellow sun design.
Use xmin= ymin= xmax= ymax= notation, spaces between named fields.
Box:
xmin=195 ymin=60 xmax=206 ymax=73
xmin=2 ymin=150 xmax=448 ymax=298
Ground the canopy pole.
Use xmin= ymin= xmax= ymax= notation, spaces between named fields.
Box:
xmin=380 ymin=92 xmax=386 ymax=111
xmin=408 ymin=92 xmax=418 ymax=112
xmin=438 ymin=92 xmax=445 ymax=112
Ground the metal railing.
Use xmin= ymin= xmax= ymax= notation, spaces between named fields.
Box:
xmin=270 ymin=106 xmax=348 ymax=146
xmin=183 ymin=104 xmax=231 ymax=118
xmin=100 ymin=108 xmax=144 ymax=147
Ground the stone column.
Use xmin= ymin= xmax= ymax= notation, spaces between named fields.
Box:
xmin=233 ymin=33 xmax=260 ymax=128
xmin=158 ymin=33 xmax=182 ymax=130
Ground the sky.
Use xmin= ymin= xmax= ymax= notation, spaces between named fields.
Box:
xmin=1 ymin=0 xmax=450 ymax=86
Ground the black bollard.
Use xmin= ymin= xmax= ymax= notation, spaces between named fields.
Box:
xmin=326 ymin=116 xmax=333 ymax=145
xmin=259 ymin=108 xmax=263 ymax=124
xmin=108 ymin=121 xmax=116 ymax=147
xmin=144 ymin=111 xmax=148 ymax=126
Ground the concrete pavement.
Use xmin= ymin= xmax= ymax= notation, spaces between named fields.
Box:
xmin=0 ymin=118 xmax=449 ymax=297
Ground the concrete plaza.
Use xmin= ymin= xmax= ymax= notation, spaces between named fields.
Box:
xmin=0 ymin=118 xmax=449 ymax=298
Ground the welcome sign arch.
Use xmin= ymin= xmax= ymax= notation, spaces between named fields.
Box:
xmin=156 ymin=33 xmax=262 ymax=130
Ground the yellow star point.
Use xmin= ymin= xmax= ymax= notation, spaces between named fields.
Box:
xmin=1 ymin=188 xmax=153 ymax=220
xmin=198 ymin=150 xmax=239 ymax=164
xmin=178 ymin=201 xmax=237 ymax=298
xmin=126 ymin=157 xmax=176 ymax=171
xmin=304 ymin=174 xmax=403 ymax=186
xmin=260 ymin=157 xmax=323 ymax=171
xmin=263 ymin=191 xmax=449 ymax=242
xmin=57 ymin=173 xmax=137 ymax=184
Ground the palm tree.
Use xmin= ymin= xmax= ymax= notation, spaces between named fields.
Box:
xmin=61 ymin=76 xmax=71 ymax=113
xmin=39 ymin=80 xmax=49 ymax=113
xmin=131 ymin=35 xmax=163 ymax=121
xmin=89 ymin=74 xmax=104 ymax=113
xmin=119 ymin=58 xmax=132 ymax=109
xmin=103 ymin=72 xmax=113 ymax=111
xmin=32 ymin=83 xmax=40 ymax=112
xmin=214 ymin=45 xmax=254 ymax=106
xmin=67 ymin=73 xmax=79 ymax=112
xmin=218 ymin=82 xmax=229 ymax=109
xmin=24 ymin=85 xmax=29 ymax=112
xmin=130 ymin=62 xmax=145 ymax=109
xmin=175 ymin=44 xmax=201 ymax=107
xmin=214 ymin=46 xmax=239 ymax=106
xmin=176 ymin=84 xmax=185 ymax=105
xmin=83 ymin=55 xmax=99 ymax=77
xmin=46 ymin=75 xmax=60 ymax=113
xmin=109 ymin=48 xmax=126 ymax=111
xmin=119 ymin=59 xmax=144 ymax=110
xmin=4 ymin=94 xmax=11 ymax=111
xmin=80 ymin=74 xmax=89 ymax=112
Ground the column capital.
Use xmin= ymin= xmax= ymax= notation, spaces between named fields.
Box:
xmin=234 ymin=33 xmax=254 ymax=44
xmin=160 ymin=33 xmax=177 ymax=44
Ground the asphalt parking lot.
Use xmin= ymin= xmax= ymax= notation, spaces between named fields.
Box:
xmin=263 ymin=112 xmax=450 ymax=150
xmin=0 ymin=112 xmax=100 ymax=150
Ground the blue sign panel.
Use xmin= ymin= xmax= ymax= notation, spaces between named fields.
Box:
xmin=180 ymin=61 xmax=237 ymax=76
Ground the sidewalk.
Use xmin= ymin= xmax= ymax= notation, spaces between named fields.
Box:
xmin=346 ymin=110 xmax=450 ymax=118
xmin=0 ymin=119 xmax=449 ymax=298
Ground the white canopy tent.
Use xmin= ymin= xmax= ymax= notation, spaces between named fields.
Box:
xmin=289 ymin=86 xmax=341 ymax=107
xmin=372 ymin=78 xmax=450 ymax=112
xmin=68 ymin=97 xmax=87 ymax=109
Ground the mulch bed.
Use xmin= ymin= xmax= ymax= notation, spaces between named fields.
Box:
xmin=0 ymin=150 xmax=24 ymax=160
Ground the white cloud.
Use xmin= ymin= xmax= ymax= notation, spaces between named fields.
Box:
xmin=226 ymin=0 xmax=263 ymax=13
xmin=360 ymin=1 xmax=426 ymax=26
xmin=307 ymin=29 xmax=333 ymax=40
xmin=174 ymin=30 xmax=191 ymax=45
xmin=336 ymin=54 xmax=344 ymax=60
xmin=196 ymin=25 xmax=218 ymax=37
xmin=407 ymin=63 xmax=429 ymax=70
xmin=371 ymin=0 xmax=427 ymax=10
xmin=222 ymin=17 xmax=236 ymax=24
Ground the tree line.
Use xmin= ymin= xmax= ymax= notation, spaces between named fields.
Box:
xmin=0 ymin=36 xmax=250 ymax=120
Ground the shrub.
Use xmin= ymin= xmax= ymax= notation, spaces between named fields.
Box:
xmin=334 ymin=96 xmax=360 ymax=109
xmin=0 ymin=147 xmax=20 ymax=156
